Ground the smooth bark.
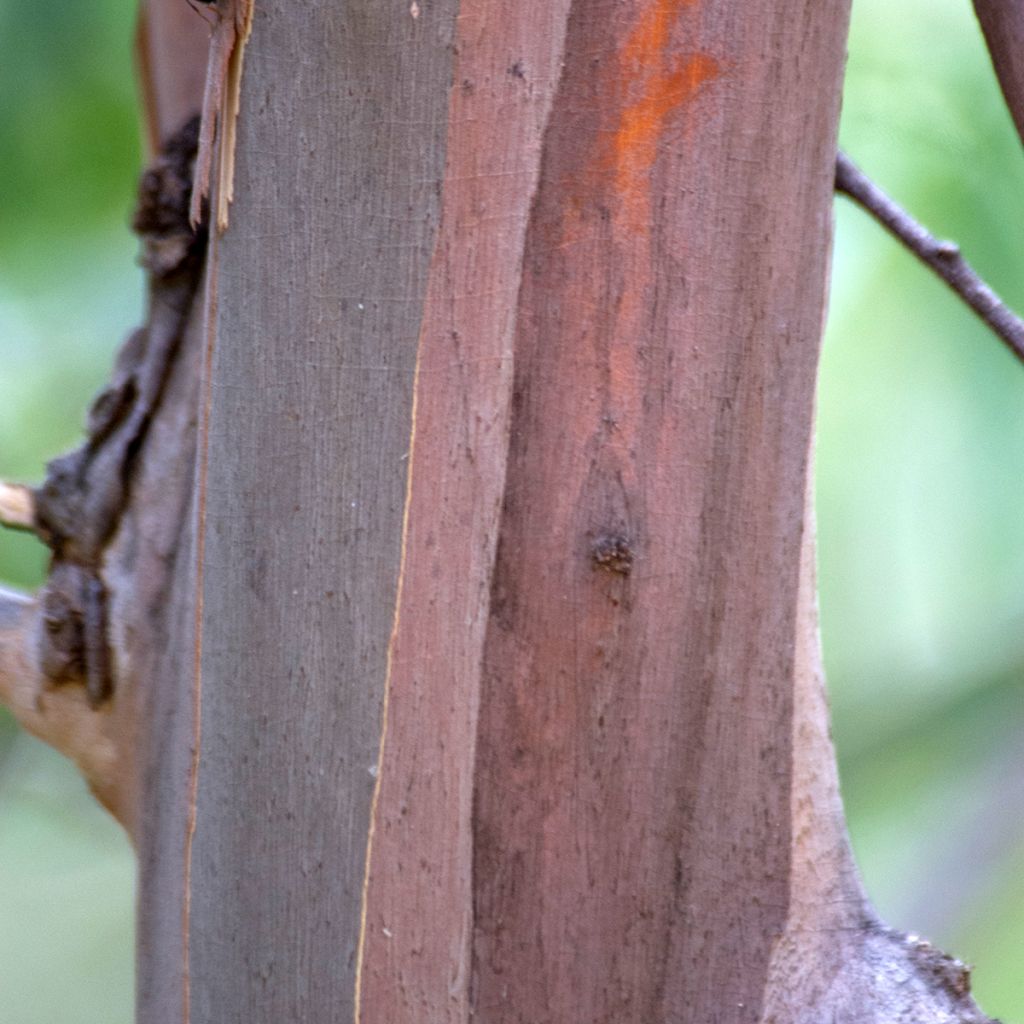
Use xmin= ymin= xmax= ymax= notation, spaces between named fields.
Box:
xmin=188 ymin=3 xmax=456 ymax=1020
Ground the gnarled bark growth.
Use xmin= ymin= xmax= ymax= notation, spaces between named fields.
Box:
xmin=0 ymin=115 xmax=206 ymax=833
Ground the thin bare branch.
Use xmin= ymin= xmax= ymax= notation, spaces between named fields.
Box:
xmin=835 ymin=151 xmax=1024 ymax=366
xmin=0 ymin=483 xmax=36 ymax=532
xmin=974 ymin=1 xmax=1024 ymax=150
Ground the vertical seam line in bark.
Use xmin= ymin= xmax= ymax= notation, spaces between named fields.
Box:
xmin=352 ymin=327 xmax=424 ymax=1024
xmin=182 ymin=244 xmax=220 ymax=1024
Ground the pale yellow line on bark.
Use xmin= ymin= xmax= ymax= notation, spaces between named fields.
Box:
xmin=352 ymin=336 xmax=424 ymax=1024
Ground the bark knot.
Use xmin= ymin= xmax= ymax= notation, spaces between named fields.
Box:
xmin=590 ymin=534 xmax=633 ymax=575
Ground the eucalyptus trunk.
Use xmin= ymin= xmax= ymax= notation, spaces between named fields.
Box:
xmin=0 ymin=2 xmax=996 ymax=1022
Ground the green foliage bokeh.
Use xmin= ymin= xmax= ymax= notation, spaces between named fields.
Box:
xmin=0 ymin=1 xmax=1021 ymax=1021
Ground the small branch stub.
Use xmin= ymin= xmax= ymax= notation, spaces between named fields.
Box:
xmin=0 ymin=483 xmax=36 ymax=532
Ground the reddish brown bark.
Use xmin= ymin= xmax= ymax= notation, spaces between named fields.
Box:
xmin=358 ymin=2 xmax=850 ymax=1019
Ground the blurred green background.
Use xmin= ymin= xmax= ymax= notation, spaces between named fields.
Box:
xmin=0 ymin=0 xmax=1022 ymax=1021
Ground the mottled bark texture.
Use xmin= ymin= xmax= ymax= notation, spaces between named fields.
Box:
xmin=0 ymin=1 xmax=1000 ymax=1023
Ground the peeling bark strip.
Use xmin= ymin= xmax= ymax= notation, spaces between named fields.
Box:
xmin=189 ymin=0 xmax=255 ymax=230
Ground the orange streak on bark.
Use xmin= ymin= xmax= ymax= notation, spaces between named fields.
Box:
xmin=561 ymin=1 xmax=721 ymax=475
xmin=620 ymin=0 xmax=682 ymax=68
xmin=610 ymin=0 xmax=721 ymax=238
xmin=606 ymin=43 xmax=718 ymax=435
xmin=613 ymin=53 xmax=720 ymax=234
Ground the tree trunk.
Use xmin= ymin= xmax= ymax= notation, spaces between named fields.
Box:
xmin=0 ymin=1 xmax=998 ymax=1022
